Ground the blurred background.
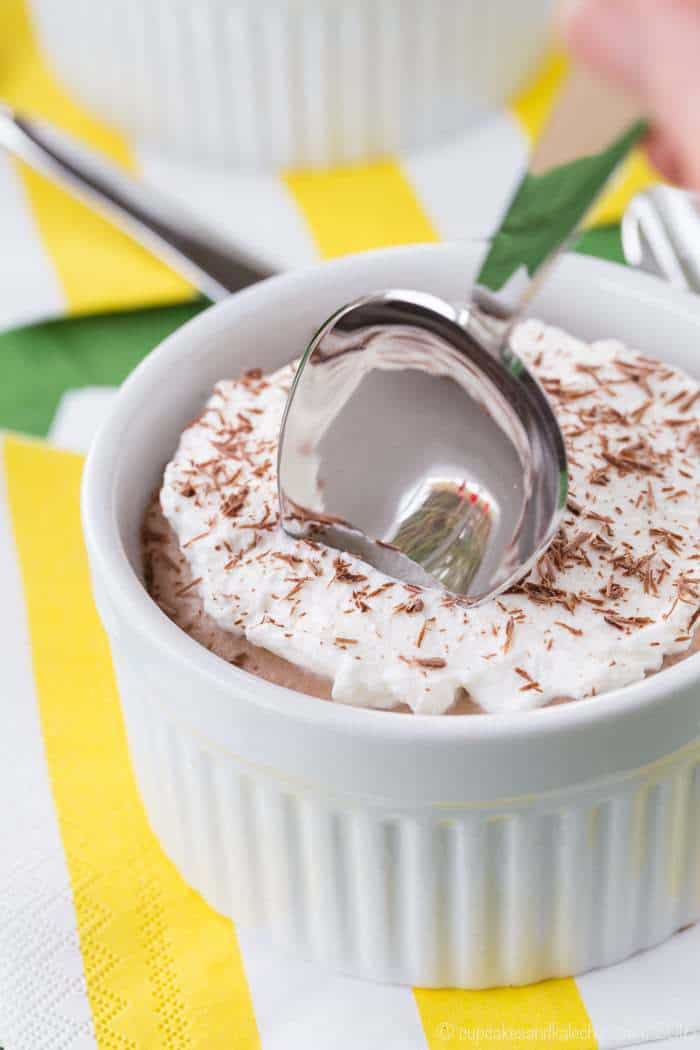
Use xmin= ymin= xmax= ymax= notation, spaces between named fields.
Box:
xmin=0 ymin=0 xmax=660 ymax=445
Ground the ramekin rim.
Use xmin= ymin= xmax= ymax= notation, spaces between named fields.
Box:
xmin=81 ymin=242 xmax=700 ymax=745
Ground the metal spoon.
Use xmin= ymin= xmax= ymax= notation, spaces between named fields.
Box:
xmin=0 ymin=102 xmax=270 ymax=298
xmin=278 ymin=71 xmax=646 ymax=602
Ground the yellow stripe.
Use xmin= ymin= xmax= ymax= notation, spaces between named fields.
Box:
xmin=284 ymin=160 xmax=439 ymax=258
xmin=2 ymin=0 xmax=193 ymax=315
xmin=510 ymin=50 xmax=569 ymax=144
xmin=4 ymin=435 xmax=259 ymax=1050
xmin=415 ymin=979 xmax=597 ymax=1049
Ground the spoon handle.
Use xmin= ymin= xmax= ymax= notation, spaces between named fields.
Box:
xmin=473 ymin=69 xmax=647 ymax=335
xmin=0 ymin=103 xmax=270 ymax=300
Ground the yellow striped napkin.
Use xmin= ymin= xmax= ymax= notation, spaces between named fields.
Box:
xmin=4 ymin=5 xmax=699 ymax=1048
xmin=2 ymin=431 xmax=700 ymax=1049
xmin=1 ymin=0 xmax=658 ymax=332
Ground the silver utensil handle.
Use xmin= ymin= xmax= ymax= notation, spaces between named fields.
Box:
xmin=0 ymin=104 xmax=270 ymax=300
xmin=622 ymin=186 xmax=700 ymax=293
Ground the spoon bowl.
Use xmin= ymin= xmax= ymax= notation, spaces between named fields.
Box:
xmin=277 ymin=289 xmax=568 ymax=601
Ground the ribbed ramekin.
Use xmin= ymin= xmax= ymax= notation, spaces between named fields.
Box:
xmin=28 ymin=0 xmax=554 ymax=168
xmin=82 ymin=244 xmax=700 ymax=986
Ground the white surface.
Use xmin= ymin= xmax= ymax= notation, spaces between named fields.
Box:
xmin=0 ymin=447 xmax=95 ymax=1049
xmin=579 ymin=923 xmax=700 ymax=1048
xmin=236 ymin=926 xmax=425 ymax=1050
xmin=402 ymin=113 xmax=527 ymax=242
xmin=648 ymin=1039 xmax=700 ymax=1050
xmin=28 ymin=0 xmax=554 ymax=169
xmin=49 ymin=387 xmax=119 ymax=454
xmin=82 ymin=245 xmax=700 ymax=986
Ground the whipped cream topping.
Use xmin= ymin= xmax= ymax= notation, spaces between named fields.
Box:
xmin=160 ymin=321 xmax=700 ymax=714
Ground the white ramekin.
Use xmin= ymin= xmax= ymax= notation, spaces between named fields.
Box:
xmin=28 ymin=0 xmax=554 ymax=168
xmin=82 ymin=244 xmax=700 ymax=987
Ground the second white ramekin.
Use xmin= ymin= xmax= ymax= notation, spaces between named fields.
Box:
xmin=82 ymin=244 xmax=700 ymax=986
xmin=28 ymin=0 xmax=555 ymax=168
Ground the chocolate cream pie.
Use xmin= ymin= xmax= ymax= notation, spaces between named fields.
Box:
xmin=143 ymin=320 xmax=700 ymax=715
